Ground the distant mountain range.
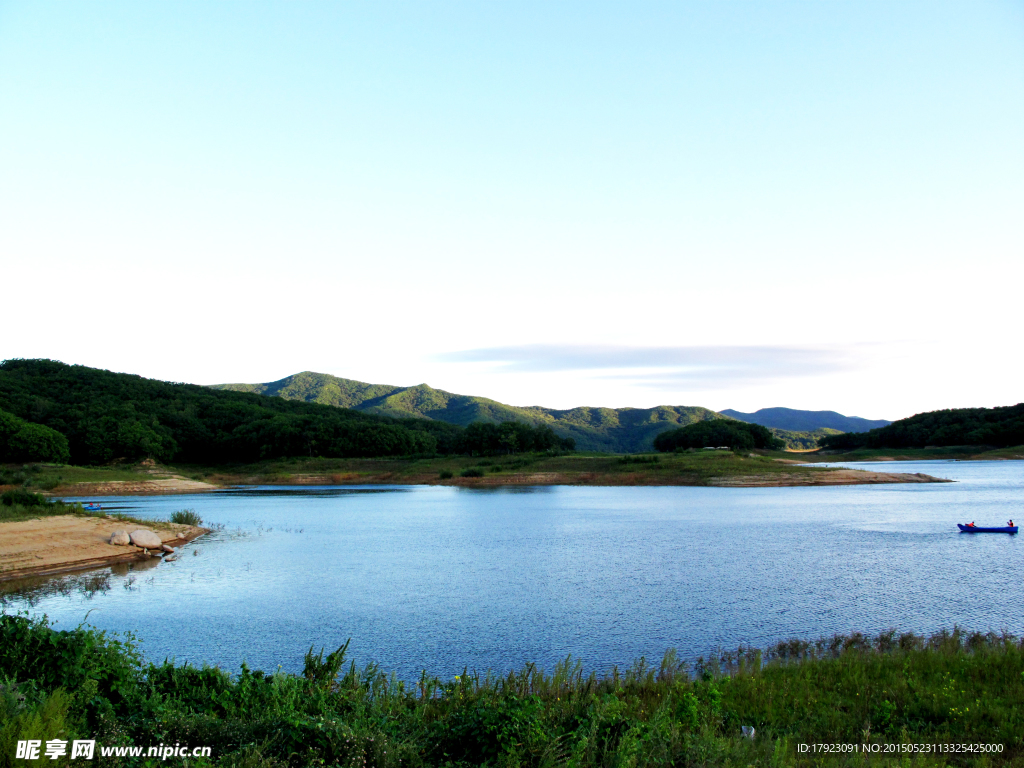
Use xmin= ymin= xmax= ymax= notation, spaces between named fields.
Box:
xmin=213 ymin=372 xmax=722 ymax=453
xmin=215 ymin=372 xmax=885 ymax=452
xmin=719 ymin=407 xmax=890 ymax=433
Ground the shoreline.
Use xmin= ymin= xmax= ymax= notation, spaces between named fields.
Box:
xmin=49 ymin=468 xmax=952 ymax=495
xmin=0 ymin=515 xmax=209 ymax=583
xmin=7 ymin=451 xmax=977 ymax=500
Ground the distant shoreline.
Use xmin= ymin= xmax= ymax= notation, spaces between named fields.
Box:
xmin=42 ymin=461 xmax=952 ymax=497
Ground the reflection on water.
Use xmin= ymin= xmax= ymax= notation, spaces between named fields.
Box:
xmin=1 ymin=464 xmax=1020 ymax=680
xmin=219 ymin=486 xmax=413 ymax=498
xmin=2 ymin=571 xmax=113 ymax=606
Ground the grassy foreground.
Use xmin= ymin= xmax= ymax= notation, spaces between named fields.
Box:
xmin=0 ymin=616 xmax=1021 ymax=767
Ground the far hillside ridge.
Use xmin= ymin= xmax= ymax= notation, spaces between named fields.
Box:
xmin=719 ymin=407 xmax=891 ymax=434
xmin=213 ymin=372 xmax=874 ymax=452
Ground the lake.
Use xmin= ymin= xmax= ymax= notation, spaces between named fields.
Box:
xmin=4 ymin=460 xmax=1021 ymax=681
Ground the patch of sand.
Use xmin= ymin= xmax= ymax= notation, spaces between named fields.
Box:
xmin=0 ymin=515 xmax=207 ymax=581
xmin=709 ymin=470 xmax=950 ymax=487
xmin=58 ymin=478 xmax=219 ymax=496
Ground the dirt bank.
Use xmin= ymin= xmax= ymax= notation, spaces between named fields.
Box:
xmin=56 ymin=478 xmax=220 ymax=496
xmin=708 ymin=470 xmax=951 ymax=487
xmin=0 ymin=515 xmax=208 ymax=582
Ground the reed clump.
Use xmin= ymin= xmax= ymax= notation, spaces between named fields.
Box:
xmin=170 ymin=508 xmax=203 ymax=526
xmin=0 ymin=616 xmax=1020 ymax=767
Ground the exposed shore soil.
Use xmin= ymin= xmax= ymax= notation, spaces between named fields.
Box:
xmin=200 ymin=468 xmax=949 ymax=489
xmin=56 ymin=477 xmax=220 ymax=496
xmin=0 ymin=516 xmax=208 ymax=582
xmin=20 ymin=453 xmax=958 ymax=498
xmin=708 ymin=469 xmax=949 ymax=487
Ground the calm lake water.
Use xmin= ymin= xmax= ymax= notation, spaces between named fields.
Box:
xmin=5 ymin=460 xmax=1022 ymax=680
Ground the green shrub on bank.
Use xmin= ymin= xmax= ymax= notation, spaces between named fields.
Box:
xmin=0 ymin=489 xmax=47 ymax=507
xmin=0 ymin=615 xmax=1021 ymax=766
xmin=170 ymin=508 xmax=203 ymax=526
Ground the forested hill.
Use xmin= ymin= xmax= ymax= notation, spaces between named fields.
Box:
xmin=215 ymin=371 xmax=724 ymax=453
xmin=719 ymin=407 xmax=890 ymax=433
xmin=820 ymin=404 xmax=1024 ymax=450
xmin=0 ymin=360 xmax=463 ymax=465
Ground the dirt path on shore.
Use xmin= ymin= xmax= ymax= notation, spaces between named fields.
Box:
xmin=0 ymin=516 xmax=208 ymax=582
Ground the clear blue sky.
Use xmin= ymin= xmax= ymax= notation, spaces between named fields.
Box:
xmin=2 ymin=1 xmax=1021 ymax=418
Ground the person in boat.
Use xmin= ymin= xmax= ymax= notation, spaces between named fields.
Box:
xmin=967 ymin=521 xmax=976 ymax=527
xmin=1009 ymin=520 xmax=1015 ymax=528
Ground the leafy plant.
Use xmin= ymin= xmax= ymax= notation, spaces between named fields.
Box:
xmin=170 ymin=508 xmax=202 ymax=526
xmin=302 ymin=640 xmax=350 ymax=691
xmin=0 ymin=489 xmax=47 ymax=507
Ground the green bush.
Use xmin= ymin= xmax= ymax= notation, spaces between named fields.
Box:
xmin=461 ymin=467 xmax=485 ymax=478
xmin=0 ymin=489 xmax=47 ymax=507
xmin=438 ymin=469 xmax=453 ymax=480
xmin=0 ymin=615 xmax=142 ymax=721
xmin=618 ymin=454 xmax=660 ymax=465
xmin=170 ymin=508 xmax=202 ymax=526
xmin=0 ymin=685 xmax=74 ymax=768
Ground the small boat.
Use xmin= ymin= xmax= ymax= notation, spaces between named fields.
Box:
xmin=958 ymin=524 xmax=1018 ymax=534
xmin=83 ymin=503 xmax=102 ymax=512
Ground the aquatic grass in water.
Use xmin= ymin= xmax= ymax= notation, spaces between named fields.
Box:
xmin=0 ymin=616 xmax=1021 ymax=767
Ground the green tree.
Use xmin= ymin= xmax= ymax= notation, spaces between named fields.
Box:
xmin=653 ymin=419 xmax=783 ymax=452
xmin=0 ymin=408 xmax=70 ymax=463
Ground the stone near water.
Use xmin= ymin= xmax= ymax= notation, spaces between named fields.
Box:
xmin=161 ymin=544 xmax=174 ymax=553
xmin=109 ymin=531 xmax=131 ymax=546
xmin=129 ymin=529 xmax=163 ymax=549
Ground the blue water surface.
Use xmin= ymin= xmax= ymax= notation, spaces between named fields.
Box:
xmin=4 ymin=460 xmax=1021 ymax=680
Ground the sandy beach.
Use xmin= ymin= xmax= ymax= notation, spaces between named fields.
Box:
xmin=56 ymin=477 xmax=220 ymax=496
xmin=0 ymin=515 xmax=208 ymax=582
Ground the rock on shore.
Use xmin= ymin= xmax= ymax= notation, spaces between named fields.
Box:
xmin=129 ymin=529 xmax=163 ymax=548
xmin=109 ymin=530 xmax=131 ymax=546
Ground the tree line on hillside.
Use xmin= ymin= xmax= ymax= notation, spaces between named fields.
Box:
xmin=457 ymin=421 xmax=575 ymax=456
xmin=0 ymin=360 xmax=575 ymax=465
xmin=653 ymin=419 xmax=784 ymax=452
xmin=819 ymin=404 xmax=1024 ymax=450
